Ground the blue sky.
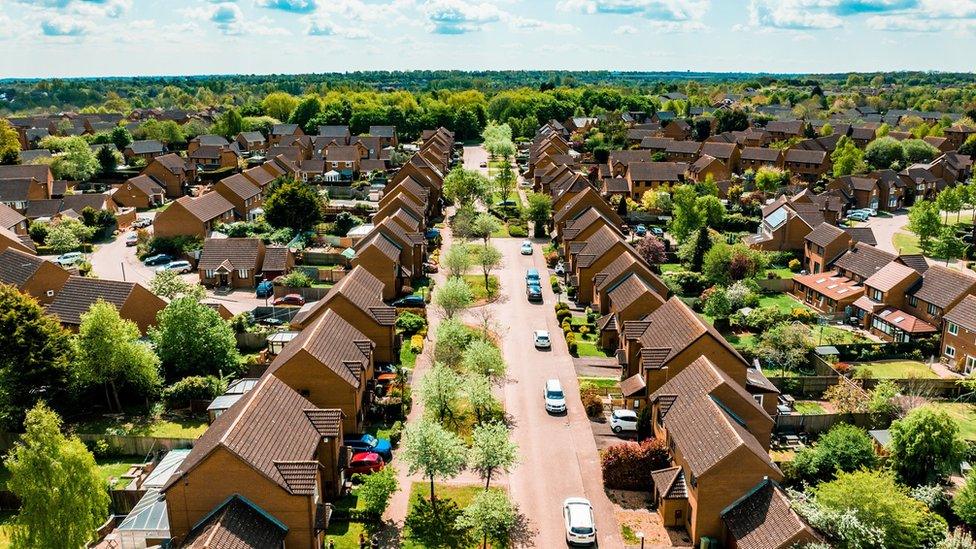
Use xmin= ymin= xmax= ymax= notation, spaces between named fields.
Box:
xmin=0 ymin=0 xmax=974 ymax=78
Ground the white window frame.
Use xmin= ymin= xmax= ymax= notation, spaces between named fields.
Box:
xmin=966 ymin=356 xmax=976 ymax=375
xmin=949 ymin=322 xmax=960 ymax=336
xmin=946 ymin=345 xmax=957 ymax=358
xmin=238 ymin=269 xmax=247 ymax=279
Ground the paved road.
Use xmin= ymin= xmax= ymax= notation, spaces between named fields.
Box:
xmin=464 ymin=144 xmax=489 ymax=174
xmin=863 ymin=211 xmax=907 ymax=255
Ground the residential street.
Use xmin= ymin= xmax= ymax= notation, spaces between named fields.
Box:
xmin=863 ymin=211 xmax=907 ymax=255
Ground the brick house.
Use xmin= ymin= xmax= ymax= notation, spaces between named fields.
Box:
xmin=112 ymin=175 xmax=166 ymax=209
xmin=142 ymin=153 xmax=197 ymax=199
xmin=0 ymin=248 xmax=70 ymax=305
xmin=213 ymin=173 xmax=263 ymax=221
xmin=784 ymin=149 xmax=829 ymax=181
xmin=351 ymin=233 xmax=408 ymax=300
xmin=198 ymin=238 xmax=267 ymax=288
xmin=46 ymin=276 xmax=165 ymax=334
xmin=739 ymin=147 xmax=784 ymax=172
xmin=626 ymin=162 xmax=688 ymax=199
xmin=153 ymin=192 xmax=235 ymax=238
xmin=553 ymin=187 xmax=622 ymax=241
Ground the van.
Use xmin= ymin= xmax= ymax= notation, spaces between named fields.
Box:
xmin=544 ymin=379 xmax=566 ymax=414
xmin=525 ymin=268 xmax=541 ymax=286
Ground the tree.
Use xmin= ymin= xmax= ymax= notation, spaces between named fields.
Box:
xmin=434 ymin=277 xmax=474 ymax=319
xmin=213 ymin=108 xmax=243 ymax=139
xmin=696 ymin=194 xmax=724 ymax=227
xmin=149 ymin=269 xmax=204 ymax=300
xmin=907 ymin=200 xmax=943 ymax=249
xmin=937 ymin=186 xmax=963 ymax=224
xmin=475 ymin=244 xmax=502 ymax=297
xmin=703 ymin=287 xmax=732 ymax=327
xmin=824 ymin=380 xmax=867 ymax=414
xmin=494 ymin=162 xmax=516 ymax=204
xmin=421 ymin=363 xmax=461 ymax=423
xmin=263 ymin=177 xmax=325 ymax=233
xmin=261 ymin=91 xmax=299 ymax=121
xmin=150 ymin=297 xmax=241 ymax=380
xmin=434 ymin=319 xmax=473 ymax=368
xmin=0 ymin=119 xmax=20 ymax=163
xmin=45 ymin=222 xmax=82 ymax=253
xmin=791 ymin=424 xmax=877 ymax=484
xmin=50 ymin=137 xmax=99 ymax=181
xmin=402 ymin=419 xmax=468 ymax=500
xmin=96 ymin=145 xmax=117 ymax=175
xmin=714 ymin=109 xmax=749 ymax=133
xmin=356 ymin=465 xmax=398 ymax=519
xmin=903 ymin=138 xmax=940 ymax=164
xmin=443 ymin=244 xmax=472 ymax=278
xmin=332 ymin=211 xmax=363 ymax=237
xmin=453 ymin=107 xmax=482 ymax=141
xmin=754 ymin=166 xmax=788 ymax=194
xmin=470 ymin=214 xmax=501 ymax=245
xmin=889 ymin=405 xmax=965 ymax=486
xmin=456 ymin=489 xmax=518 ymax=549
xmin=443 ymin=168 xmax=490 ymax=206
xmin=819 ymin=123 xmax=834 ymax=137
xmin=689 ymin=226 xmax=711 ymax=272
xmin=669 ymin=185 xmax=704 ymax=240
xmin=865 ymin=136 xmax=905 ymax=169
xmin=755 ymin=322 xmax=812 ymax=376
xmin=525 ymin=192 xmax=552 ymax=238
xmin=288 ymin=96 xmax=322 ymax=134
xmin=831 ymin=135 xmax=866 ymax=177
xmin=465 ymin=373 xmax=497 ymax=424
xmin=6 ymin=403 xmax=109 ymax=548
xmin=468 ymin=421 xmax=518 ymax=490
xmin=636 ymin=234 xmax=666 ymax=266
xmin=932 ymin=226 xmax=967 ymax=265
xmin=482 ymin=123 xmax=516 ymax=159
xmin=0 ymin=286 xmax=73 ymax=430
xmin=462 ymin=339 xmax=506 ymax=383
xmin=75 ymin=301 xmax=161 ymax=412
xmin=813 ymin=470 xmax=948 ymax=549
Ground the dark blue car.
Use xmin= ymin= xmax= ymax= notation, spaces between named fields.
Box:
xmin=256 ymin=280 xmax=274 ymax=298
xmin=345 ymin=434 xmax=392 ymax=461
xmin=392 ymin=295 xmax=425 ymax=307
xmin=144 ymin=254 xmax=173 ymax=266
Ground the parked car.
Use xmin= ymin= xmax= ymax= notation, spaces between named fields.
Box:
xmin=846 ymin=211 xmax=869 ymax=222
xmin=563 ymin=498 xmax=596 ymax=546
xmin=649 ymin=226 xmax=665 ymax=238
xmin=55 ymin=251 xmax=84 ymax=266
xmin=347 ymin=452 xmax=384 ymax=475
xmin=520 ymin=240 xmax=533 ymax=255
xmin=132 ymin=218 xmax=152 ymax=228
xmin=156 ymin=260 xmax=192 ymax=274
xmin=554 ymin=261 xmax=566 ymax=276
xmin=256 ymin=280 xmax=274 ymax=298
xmin=609 ymin=409 xmax=638 ymax=433
xmin=273 ymin=294 xmax=306 ymax=307
xmin=544 ymin=379 xmax=566 ymax=414
xmin=634 ymin=224 xmax=647 ymax=237
xmin=143 ymin=253 xmax=173 ymax=266
xmin=392 ymin=295 xmax=425 ymax=308
xmin=125 ymin=233 xmax=138 ymax=247
xmin=423 ymin=262 xmax=439 ymax=274
xmin=525 ymin=268 xmax=541 ymax=286
xmin=534 ymin=330 xmax=551 ymax=349
xmin=346 ymin=434 xmax=393 ymax=461
xmin=526 ymin=284 xmax=543 ymax=302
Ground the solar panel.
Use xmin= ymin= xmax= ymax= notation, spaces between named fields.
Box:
xmin=765 ymin=206 xmax=788 ymax=230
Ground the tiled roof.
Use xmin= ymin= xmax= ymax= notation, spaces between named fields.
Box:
xmin=843 ymin=227 xmax=876 ymax=247
xmin=274 ymin=461 xmax=320 ymax=495
xmin=262 ymin=246 xmax=290 ymax=273
xmin=0 ymin=179 xmax=33 ymax=202
xmin=875 ymin=306 xmax=937 ymax=333
xmin=0 ymin=248 xmax=51 ymax=286
xmin=272 ymin=124 xmax=299 ymax=135
xmin=721 ymin=479 xmax=816 ymax=549
xmin=268 ymin=308 xmax=372 ymax=389
xmin=46 ymin=276 xmax=137 ymax=325
xmin=912 ymin=265 xmax=976 ymax=310
xmin=651 ymin=466 xmax=687 ymax=500
xmin=242 ymin=165 xmax=276 ymax=188
xmin=620 ymin=373 xmax=646 ymax=397
xmin=784 ymin=149 xmax=827 ymax=164
xmin=127 ymin=139 xmax=164 ymax=155
xmin=664 ymin=141 xmax=701 ymax=154
xmin=700 ymin=142 xmax=736 ymax=160
xmin=741 ymin=147 xmax=782 ymax=162
xmin=0 ymin=203 xmax=26 ymax=230
xmin=575 ymin=225 xmax=622 ymax=269
xmin=804 ymin=223 xmax=847 ymax=248
xmin=562 ymin=207 xmax=617 ymax=242
xmin=864 ymin=261 xmax=918 ymax=292
xmin=637 ymin=297 xmax=747 ymax=370
xmin=607 ymin=274 xmax=659 ymax=313
xmin=174 ymin=192 xmax=234 ymax=223
xmin=304 ymin=408 xmax=343 ymax=438
xmin=945 ymin=295 xmax=976 ymax=333
xmin=198 ymin=238 xmax=262 ymax=272
xmin=181 ymin=494 xmax=289 ymax=549
xmin=292 ymin=265 xmax=395 ymax=328
xmin=833 ymin=243 xmax=896 ymax=280
xmin=216 ymin=174 xmax=261 ymax=201
xmin=153 ymin=153 xmax=189 ymax=174
xmin=122 ymin=175 xmax=164 ymax=197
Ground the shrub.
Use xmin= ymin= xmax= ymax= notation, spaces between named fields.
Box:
xmin=567 ymin=339 xmax=578 ymax=355
xmin=601 ymin=439 xmax=670 ymax=490
xmin=556 ymin=309 xmax=572 ymax=323
xmin=396 ymin=311 xmax=427 ymax=335
xmin=554 ymin=301 xmax=570 ymax=312
xmin=389 ymin=420 xmax=404 ymax=447
xmin=405 ymin=497 xmax=473 ymax=549
xmin=280 ymin=270 xmax=313 ymax=288
xmin=789 ymin=258 xmax=802 ymax=272
xmin=162 ymin=375 xmax=227 ymax=409
xmin=561 ymin=320 xmax=571 ymax=333
xmin=791 ymin=308 xmax=818 ymax=323
xmin=662 ymin=270 xmax=708 ymax=296
xmin=544 ymin=250 xmax=559 ymax=267
xmin=507 ymin=223 xmax=527 ymax=237
xmin=581 ymin=388 xmax=603 ymax=417
xmin=410 ymin=334 xmax=424 ymax=354
xmin=355 ymin=466 xmax=398 ymax=520
xmin=579 ymin=325 xmax=590 ymax=336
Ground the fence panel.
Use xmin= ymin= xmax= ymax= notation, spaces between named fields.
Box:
xmin=775 ymin=412 xmax=879 ymax=437
xmin=109 ymin=489 xmax=145 ymax=515
xmin=75 ymin=434 xmax=195 ymax=456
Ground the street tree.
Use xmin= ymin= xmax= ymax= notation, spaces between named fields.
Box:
xmin=475 ymin=244 xmax=503 ymax=298
xmin=932 ymin=226 xmax=967 ymax=265
xmin=908 ymin=200 xmax=943 ymax=249
xmin=443 ymin=243 xmax=472 ymax=278
xmin=470 ymin=213 xmax=501 ymax=245
xmin=525 ymin=192 xmax=552 ymax=237
xmin=263 ymin=177 xmax=325 ymax=233
xmin=465 ymin=373 xmax=497 ymax=424
xmin=150 ymin=297 xmax=241 ymax=380
xmin=434 ymin=319 xmax=473 ymax=368
xmin=402 ymin=419 xmax=468 ymax=501
xmin=495 ymin=162 xmax=516 ymax=204
xmin=421 ymin=363 xmax=461 ymax=423
xmin=937 ymin=186 xmax=963 ymax=224
xmin=669 ymin=185 xmax=704 ymax=240
xmin=456 ymin=489 xmax=518 ymax=549
xmin=469 ymin=421 xmax=518 ymax=490
xmin=889 ymin=405 xmax=966 ymax=486
xmin=356 ymin=466 xmax=399 ymax=519
xmin=434 ymin=277 xmax=474 ymax=319
xmin=75 ymin=301 xmax=161 ymax=412
xmin=0 ymin=119 xmax=20 ymax=163
xmin=462 ymin=339 xmax=506 ymax=383
xmin=5 ymin=403 xmax=109 ymax=549
xmin=443 ymin=167 xmax=491 ymax=206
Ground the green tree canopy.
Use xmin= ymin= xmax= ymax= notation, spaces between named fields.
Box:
xmin=907 ymin=200 xmax=943 ymax=249
xmin=525 ymin=193 xmax=552 ymax=237
xmin=791 ymin=424 xmax=877 ymax=484
xmin=890 ymin=405 xmax=966 ymax=486
xmin=443 ymin=167 xmax=491 ymax=206
xmin=263 ymin=177 xmax=325 ymax=233
xmin=462 ymin=338 xmax=506 ymax=383
xmin=402 ymin=418 xmax=468 ymax=500
xmin=865 ymin=136 xmax=905 ymax=169
xmin=456 ymin=489 xmax=518 ymax=549
xmin=434 ymin=318 xmax=473 ymax=368
xmin=150 ymin=297 xmax=241 ymax=380
xmin=261 ymin=91 xmax=299 ymax=121
xmin=669 ymin=185 xmax=704 ymax=240
xmin=434 ymin=277 xmax=474 ymax=319
xmin=468 ymin=421 xmax=518 ymax=490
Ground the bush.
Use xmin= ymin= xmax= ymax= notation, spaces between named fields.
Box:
xmin=790 ymin=307 xmax=818 ymax=323
xmin=280 ymin=270 xmax=313 ymax=288
xmin=567 ymin=339 xmax=578 ymax=355
xmin=789 ymin=258 xmax=802 ymax=272
xmin=389 ymin=420 xmax=404 ymax=447
xmin=662 ymin=270 xmax=708 ymax=296
xmin=601 ymin=439 xmax=670 ymax=490
xmin=579 ymin=325 xmax=590 ymax=336
xmin=162 ymin=375 xmax=227 ymax=409
xmin=554 ymin=301 xmax=570 ymax=312
xmin=544 ymin=250 xmax=559 ymax=267
xmin=507 ymin=223 xmax=527 ymax=237
xmin=355 ymin=466 xmax=398 ymax=520
xmin=556 ymin=309 xmax=572 ymax=323
xmin=396 ymin=311 xmax=427 ymax=335
xmin=410 ymin=334 xmax=424 ymax=354
xmin=581 ymin=388 xmax=603 ymax=417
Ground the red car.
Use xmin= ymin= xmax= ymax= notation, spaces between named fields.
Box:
xmin=272 ymin=293 xmax=306 ymax=307
xmin=347 ymin=452 xmax=384 ymax=475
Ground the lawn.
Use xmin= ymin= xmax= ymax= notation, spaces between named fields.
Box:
xmin=0 ymin=511 xmax=14 ymax=548
xmin=726 ymin=332 xmax=757 ymax=350
xmin=794 ymin=401 xmax=827 ymax=415
xmin=930 ymin=402 xmax=976 ymax=441
xmin=97 ymin=456 xmax=142 ymax=490
xmin=400 ymin=344 xmax=419 ymax=369
xmin=71 ymin=414 xmax=208 ymax=439
xmin=757 ymin=293 xmax=810 ymax=314
xmin=462 ymin=274 xmax=500 ymax=302
xmin=765 ymin=267 xmax=795 ymax=279
xmin=579 ymin=376 xmax=619 ymax=390
xmin=850 ymin=360 xmax=937 ymax=379
xmin=575 ymin=339 xmax=614 ymax=358
xmin=402 ymin=483 xmax=509 ymax=549
xmin=324 ymin=488 xmax=369 ymax=549
xmin=892 ymin=232 xmax=923 ymax=255
xmin=660 ymin=263 xmax=682 ymax=274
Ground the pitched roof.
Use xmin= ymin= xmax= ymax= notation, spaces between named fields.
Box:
xmin=607 ymin=274 xmax=657 ymax=312
xmin=267 ymin=308 xmax=372 ymax=389
xmin=700 ymin=142 xmax=736 ymax=160
xmin=291 ymin=265 xmax=395 ymax=328
xmin=0 ymin=248 xmax=55 ymax=286
xmin=198 ymin=238 xmax=263 ymax=272
xmin=162 ymin=375 xmax=340 ymax=494
xmin=272 ymin=124 xmax=300 ymax=135
xmin=784 ymin=149 xmax=827 ymax=164
xmin=833 ymin=243 xmax=896 ymax=279
xmin=151 ymin=153 xmax=189 ymax=174
xmin=864 ymin=261 xmax=918 ymax=292
xmin=0 ymin=203 xmax=26 ymax=230
xmin=263 ymin=246 xmax=290 ymax=273
xmin=912 ymin=265 xmax=976 ymax=309
xmin=0 ymin=179 xmax=33 ymax=202
xmin=237 ymin=131 xmax=265 ymax=144
xmin=740 ymin=147 xmax=782 ymax=162
xmin=637 ymin=297 xmax=748 ymax=370
xmin=575 ymin=225 xmax=623 ymax=269
xmin=629 ymin=161 xmax=687 ymax=182
xmin=945 ymin=295 xmax=976 ymax=333
xmin=804 ymin=223 xmax=847 ymax=248
xmin=216 ymin=173 xmax=261 ymax=201
xmin=651 ymin=466 xmax=688 ymax=500
xmin=181 ymin=495 xmax=289 ymax=549
xmin=128 ymin=139 xmax=165 ymax=155
xmin=122 ymin=175 xmax=164 ymax=197
xmin=721 ymin=479 xmax=816 ymax=549
xmin=843 ymin=227 xmax=877 ymax=246
xmin=46 ymin=276 xmax=138 ymax=325
xmin=173 ymin=192 xmax=234 ymax=223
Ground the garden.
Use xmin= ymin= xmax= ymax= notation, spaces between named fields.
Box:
xmin=556 ymin=303 xmax=614 ymax=358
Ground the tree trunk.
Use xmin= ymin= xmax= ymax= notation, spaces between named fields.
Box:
xmin=429 ymin=474 xmax=436 ymax=501
xmin=485 ymin=468 xmax=492 ymax=490
xmin=104 ymin=382 xmax=114 ymax=412
xmin=110 ymin=380 xmax=122 ymax=413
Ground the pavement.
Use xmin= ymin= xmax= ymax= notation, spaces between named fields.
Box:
xmin=863 ymin=210 xmax=907 ymax=255
xmin=463 ymin=144 xmax=489 ymax=174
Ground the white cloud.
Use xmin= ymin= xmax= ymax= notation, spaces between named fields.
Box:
xmin=555 ymin=0 xmax=710 ymax=32
xmin=41 ymin=15 xmax=95 ymax=35
xmin=421 ymin=0 xmax=504 ymax=34
xmin=506 ymin=16 xmax=577 ymax=32
xmin=613 ymin=24 xmax=638 ymax=34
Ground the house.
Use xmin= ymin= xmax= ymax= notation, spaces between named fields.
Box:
xmin=368 ymin=125 xmax=398 ymax=148
xmin=570 ymin=225 xmax=641 ymax=306
xmin=177 ymin=494 xmax=290 ymax=548
xmin=700 ymin=142 xmax=741 ymax=173
xmin=553 ymin=187 xmax=623 ymax=241
xmin=792 ymin=269 xmax=864 ymax=314
xmin=766 ymin=120 xmax=807 ymax=141
xmin=350 ymin=233 xmax=408 ymax=300
xmin=213 ymin=173 xmax=263 ymax=221
xmin=318 ymin=126 xmax=351 ymax=143
xmin=608 ymin=150 xmax=653 ymax=178
xmin=945 ymin=125 xmax=976 ymax=149
xmin=803 ymin=223 xmax=852 ymax=275
xmin=235 ymin=131 xmax=267 ymax=154
xmin=648 ymin=356 xmax=780 ymax=544
xmin=290 ymin=265 xmax=397 ymax=363
xmin=46 ymin=276 xmax=165 ymax=333
xmin=142 ymin=154 xmax=197 ymax=199
xmin=267 ymin=308 xmax=374 ymax=432
xmin=113 ymin=175 xmax=166 ymax=209
xmin=162 ymin=375 xmax=343 ymax=549
xmin=942 ymin=295 xmax=976 ymax=375
xmin=595 ymin=273 xmax=666 ymax=351
xmin=324 ymin=146 xmax=362 ymax=178
xmin=739 ymin=147 xmax=784 ymax=172
xmin=198 ymin=238 xmax=267 ymax=288
xmin=744 ymin=197 xmax=822 ymax=252
xmin=362 ymin=217 xmax=426 ymax=277
xmin=828 ymin=171 xmax=905 ymax=212
xmin=153 ymin=192 xmax=235 ymax=238
xmin=0 ymin=248 xmax=69 ymax=304
xmin=0 ymin=225 xmax=34 ymax=255
xmin=380 ymin=177 xmax=430 ymax=218
xmin=187 ymin=144 xmax=240 ymax=171
xmin=687 ymin=155 xmax=730 ymax=183
xmin=561 ymin=206 xmax=626 ymax=260
xmin=720 ymin=479 xmax=820 ymax=549
xmin=373 ymin=193 xmax=426 ymax=230
xmin=900 ymin=265 xmax=976 ymax=332
xmin=784 ymin=149 xmax=829 ymax=180
xmin=662 ymin=119 xmax=692 ymax=141
xmin=0 ymin=202 xmax=28 ymax=235
xmin=270 ymin=123 xmax=304 ymax=146
xmin=665 ymin=140 xmax=701 ymax=163
xmin=0 ymin=164 xmax=55 ymax=204
xmin=591 ymin=245 xmax=669 ymax=314
xmin=626 ymin=162 xmax=688 ymax=199
xmin=851 ymin=262 xmax=930 ymax=342
xmin=262 ymin=246 xmax=294 ymax=280
xmin=124 ymin=140 xmax=167 ymax=161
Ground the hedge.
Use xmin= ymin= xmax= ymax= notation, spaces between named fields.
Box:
xmin=600 ymin=439 xmax=670 ymax=491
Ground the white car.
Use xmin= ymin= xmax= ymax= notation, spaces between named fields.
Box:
xmin=533 ymin=330 xmax=551 ymax=349
xmin=544 ymin=379 xmax=566 ymax=414
xmin=609 ymin=409 xmax=638 ymax=433
xmin=554 ymin=261 xmax=566 ymax=276
xmin=563 ymin=497 xmax=596 ymax=546
xmin=520 ymin=240 xmax=533 ymax=255
xmin=156 ymin=260 xmax=192 ymax=274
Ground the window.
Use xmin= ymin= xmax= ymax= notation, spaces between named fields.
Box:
xmin=967 ymin=356 xmax=976 ymax=375
xmin=238 ymin=269 xmax=247 ymax=278
xmin=871 ymin=289 xmax=883 ymax=301
xmin=928 ymin=303 xmax=939 ymax=316
xmin=205 ymin=270 xmax=214 ymax=278
xmin=813 ymin=262 xmax=821 ymax=274
xmin=753 ymin=394 xmax=764 ymax=406
xmin=908 ymin=295 xmax=918 ymax=307
xmin=949 ymin=322 xmax=960 ymax=336
xmin=946 ymin=345 xmax=956 ymax=358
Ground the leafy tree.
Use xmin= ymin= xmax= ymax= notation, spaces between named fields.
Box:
xmin=421 ymin=363 xmax=461 ymax=423
xmin=150 ymin=297 xmax=241 ymax=380
xmin=524 ymin=192 xmax=552 ymax=236
xmin=96 ymin=145 xmax=117 ymax=175
xmin=907 ymin=200 xmax=943 ymax=249
xmin=443 ymin=167 xmax=490 ymax=206
xmin=288 ymin=96 xmax=322 ymax=134
xmin=865 ymin=136 xmax=905 ymax=169
xmin=819 ymin=123 xmax=834 ymax=137
xmin=903 ymin=138 xmax=940 ymax=164
xmin=5 ymin=403 xmax=109 ymax=549
xmin=669 ymin=185 xmax=703 ymax=240
xmin=470 ymin=214 xmax=501 ymax=245
xmin=402 ymin=418 xmax=468 ymax=500
xmin=889 ymin=405 xmax=966 ymax=486
xmin=937 ymin=186 xmax=963 ymax=224
xmin=443 ymin=244 xmax=472 ymax=278
xmin=696 ymin=194 xmax=724 ymax=227
xmin=333 ymin=211 xmax=363 ymax=237
xmin=932 ymin=225 xmax=967 ymax=265
xmin=261 ymin=91 xmax=299 ymax=121
xmin=434 ymin=277 xmax=474 ymax=319
xmin=263 ymin=177 xmax=325 ymax=233
xmin=462 ymin=339 xmax=506 ymax=383
xmin=45 ymin=223 xmax=82 ymax=253
xmin=468 ymin=421 xmax=517 ymax=490
xmin=0 ymin=286 xmax=73 ymax=429
xmin=636 ymin=234 xmax=666 ymax=266
xmin=434 ymin=319 xmax=473 ymax=368
xmin=688 ymin=226 xmax=711 ymax=272
xmin=813 ymin=470 xmax=947 ymax=548
xmin=494 ymin=162 xmax=516 ymax=204
xmin=755 ymin=322 xmax=812 ymax=376
xmin=714 ymin=109 xmax=749 ymax=133
xmin=474 ymin=244 xmax=502 ymax=297
xmin=954 ymin=474 xmax=976 ymax=529
xmin=456 ymin=489 xmax=518 ymax=549
xmin=75 ymin=301 xmax=161 ymax=412
xmin=831 ymin=135 xmax=866 ymax=177
xmin=356 ymin=465 xmax=399 ymax=519
xmin=791 ymin=424 xmax=877 ymax=484
xmin=753 ymin=166 xmax=788 ymax=194
xmin=482 ymin=123 xmax=516 ymax=159
xmin=867 ymin=379 xmax=901 ymax=422
xmin=703 ymin=287 xmax=732 ymax=326
xmin=453 ymin=107 xmax=482 ymax=141
xmin=0 ymin=119 xmax=21 ymax=163
xmin=49 ymin=137 xmax=99 ymax=181
xmin=213 ymin=108 xmax=244 ymax=139
xmin=465 ymin=373 xmax=497 ymax=424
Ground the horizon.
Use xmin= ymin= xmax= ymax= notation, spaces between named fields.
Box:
xmin=1 ymin=0 xmax=974 ymax=78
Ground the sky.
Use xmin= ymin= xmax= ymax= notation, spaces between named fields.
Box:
xmin=0 ymin=0 xmax=974 ymax=78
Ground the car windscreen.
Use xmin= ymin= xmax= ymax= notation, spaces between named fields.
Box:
xmin=546 ymin=390 xmax=564 ymax=399
xmin=570 ymin=526 xmax=594 ymax=535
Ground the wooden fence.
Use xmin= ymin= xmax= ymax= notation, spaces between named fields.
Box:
xmin=272 ymin=285 xmax=331 ymax=301
xmin=109 ymin=489 xmax=146 ymax=515
xmin=75 ymin=434 xmax=195 ymax=456
xmin=757 ymin=278 xmax=793 ymax=292
xmin=236 ymin=332 xmax=267 ymax=351
xmin=775 ymin=412 xmax=879 ymax=437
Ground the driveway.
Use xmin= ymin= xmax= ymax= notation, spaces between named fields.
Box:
xmin=90 ymin=231 xmax=157 ymax=284
xmin=863 ymin=211 xmax=908 ymax=255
